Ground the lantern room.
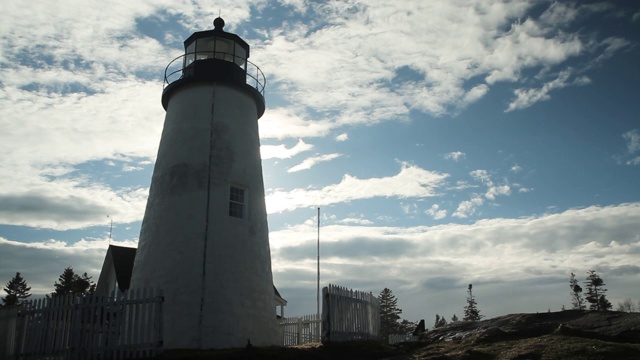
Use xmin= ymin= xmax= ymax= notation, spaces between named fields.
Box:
xmin=183 ymin=17 xmax=248 ymax=70
xmin=162 ymin=17 xmax=265 ymax=116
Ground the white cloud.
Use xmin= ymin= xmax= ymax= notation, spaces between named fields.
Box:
xmin=460 ymin=84 xmax=489 ymax=107
xmin=261 ymin=139 xmax=313 ymax=159
xmin=122 ymin=165 xmax=143 ymax=172
xmin=250 ymin=1 xmax=624 ymax=130
xmin=335 ymin=133 xmax=349 ymax=142
xmin=470 ymin=169 xmax=491 ymax=183
xmin=258 ymin=108 xmax=336 ymax=139
xmin=445 ymin=151 xmax=466 ymax=162
xmin=622 ymin=129 xmax=640 ymax=166
xmin=401 ymin=203 xmax=419 ymax=215
xmin=470 ymin=169 xmax=512 ymax=201
xmin=453 ymin=195 xmax=484 ymax=218
xmin=426 ymin=204 xmax=447 ymax=220
xmin=266 ymin=163 xmax=449 ymax=213
xmin=623 ymin=129 xmax=640 ymax=153
xmin=505 ymin=70 xmax=572 ymax=112
xmin=485 ymin=184 xmax=511 ymax=200
xmin=338 ymin=217 xmax=373 ymax=225
xmin=511 ymin=164 xmax=522 ymax=173
xmin=288 ymin=153 xmax=342 ymax=173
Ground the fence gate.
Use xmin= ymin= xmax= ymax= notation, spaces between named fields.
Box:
xmin=321 ymin=284 xmax=380 ymax=343
xmin=279 ymin=314 xmax=321 ymax=346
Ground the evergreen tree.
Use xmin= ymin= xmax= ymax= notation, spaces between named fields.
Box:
xmin=451 ymin=314 xmax=459 ymax=323
xmin=434 ymin=314 xmax=447 ymax=328
xmin=378 ymin=288 xmax=402 ymax=342
xmin=598 ymin=295 xmax=612 ymax=311
xmin=463 ymin=284 xmax=483 ymax=321
xmin=569 ymin=272 xmax=585 ymax=310
xmin=53 ymin=267 xmax=96 ymax=296
xmin=399 ymin=319 xmax=417 ymax=335
xmin=584 ymin=270 xmax=610 ymax=311
xmin=2 ymin=272 xmax=32 ymax=307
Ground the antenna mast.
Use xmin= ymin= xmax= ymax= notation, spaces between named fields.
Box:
xmin=107 ymin=215 xmax=113 ymax=244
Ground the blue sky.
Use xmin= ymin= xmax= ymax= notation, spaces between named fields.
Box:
xmin=1 ymin=1 xmax=639 ymax=325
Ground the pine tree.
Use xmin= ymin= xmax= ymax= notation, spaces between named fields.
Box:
xmin=378 ymin=288 xmax=402 ymax=342
xmin=2 ymin=272 xmax=32 ymax=307
xmin=569 ymin=272 xmax=585 ymax=310
xmin=399 ymin=319 xmax=417 ymax=335
xmin=598 ymin=295 xmax=612 ymax=311
xmin=463 ymin=284 xmax=483 ymax=321
xmin=53 ymin=267 xmax=96 ymax=296
xmin=584 ymin=270 xmax=610 ymax=311
xmin=434 ymin=314 xmax=447 ymax=328
xmin=451 ymin=314 xmax=459 ymax=322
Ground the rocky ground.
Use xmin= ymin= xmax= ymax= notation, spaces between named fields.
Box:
xmin=158 ymin=310 xmax=640 ymax=359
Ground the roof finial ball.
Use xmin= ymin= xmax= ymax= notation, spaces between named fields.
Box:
xmin=213 ymin=17 xmax=225 ymax=31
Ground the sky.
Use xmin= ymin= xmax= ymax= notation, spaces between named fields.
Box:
xmin=1 ymin=1 xmax=639 ymax=327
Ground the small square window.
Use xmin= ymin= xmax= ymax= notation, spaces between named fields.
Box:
xmin=229 ymin=186 xmax=245 ymax=218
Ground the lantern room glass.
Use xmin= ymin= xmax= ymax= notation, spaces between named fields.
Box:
xmin=183 ymin=35 xmax=247 ymax=71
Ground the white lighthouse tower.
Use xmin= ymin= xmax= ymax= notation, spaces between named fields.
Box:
xmin=130 ymin=17 xmax=278 ymax=349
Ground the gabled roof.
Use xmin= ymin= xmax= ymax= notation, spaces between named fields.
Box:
xmin=108 ymin=245 xmax=137 ymax=292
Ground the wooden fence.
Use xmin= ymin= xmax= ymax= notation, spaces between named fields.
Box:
xmin=0 ymin=288 xmax=163 ymax=360
xmin=321 ymin=284 xmax=380 ymax=342
xmin=279 ymin=313 xmax=321 ymax=346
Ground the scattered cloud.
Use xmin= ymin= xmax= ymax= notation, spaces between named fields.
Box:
xmin=266 ymin=163 xmax=449 ymax=213
xmin=426 ymin=204 xmax=447 ymax=220
xmin=288 ymin=153 xmax=343 ymax=173
xmin=401 ymin=203 xmax=419 ymax=215
xmin=506 ymin=70 xmax=580 ymax=112
xmin=258 ymin=108 xmax=335 ymax=139
xmin=623 ymin=129 xmax=640 ymax=153
xmin=445 ymin=151 xmax=466 ymax=162
xmin=453 ymin=195 xmax=484 ymax=218
xmin=470 ymin=169 xmax=512 ymax=201
xmin=261 ymin=139 xmax=313 ymax=159
xmin=337 ymin=217 xmax=373 ymax=225
xmin=622 ymin=129 xmax=640 ymax=166
xmin=335 ymin=133 xmax=349 ymax=142
xmin=122 ymin=165 xmax=143 ymax=172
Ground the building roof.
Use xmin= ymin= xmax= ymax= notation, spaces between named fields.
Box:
xmin=108 ymin=245 xmax=137 ymax=292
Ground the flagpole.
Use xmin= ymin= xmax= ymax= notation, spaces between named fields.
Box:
xmin=317 ymin=207 xmax=320 ymax=317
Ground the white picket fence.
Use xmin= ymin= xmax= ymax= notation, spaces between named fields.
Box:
xmin=321 ymin=284 xmax=380 ymax=342
xmin=0 ymin=288 xmax=163 ymax=360
xmin=279 ymin=313 xmax=321 ymax=345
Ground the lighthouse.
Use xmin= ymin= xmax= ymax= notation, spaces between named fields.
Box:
xmin=129 ymin=17 xmax=278 ymax=349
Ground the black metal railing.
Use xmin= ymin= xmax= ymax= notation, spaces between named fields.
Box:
xmin=163 ymin=51 xmax=266 ymax=95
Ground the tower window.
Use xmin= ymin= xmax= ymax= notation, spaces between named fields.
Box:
xmin=229 ymin=186 xmax=246 ymax=218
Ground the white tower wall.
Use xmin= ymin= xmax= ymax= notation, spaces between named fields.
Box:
xmin=130 ymin=82 xmax=277 ymax=349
